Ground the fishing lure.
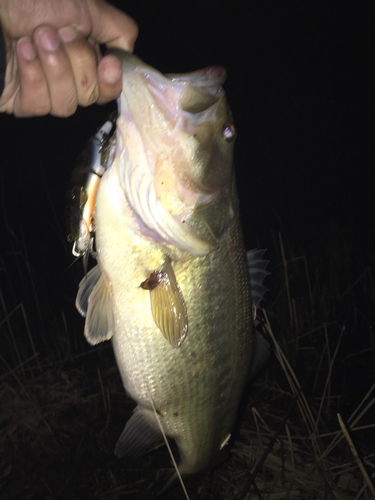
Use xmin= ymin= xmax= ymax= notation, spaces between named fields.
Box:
xmin=67 ymin=114 xmax=116 ymax=263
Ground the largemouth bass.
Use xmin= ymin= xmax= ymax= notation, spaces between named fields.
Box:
xmin=75 ymin=49 xmax=267 ymax=493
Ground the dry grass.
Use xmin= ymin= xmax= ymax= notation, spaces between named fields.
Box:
xmin=1 ymin=225 xmax=374 ymax=499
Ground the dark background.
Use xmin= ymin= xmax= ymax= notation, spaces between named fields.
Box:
xmin=0 ymin=0 xmax=373 ymax=349
xmin=0 ymin=3 xmax=374 ymax=498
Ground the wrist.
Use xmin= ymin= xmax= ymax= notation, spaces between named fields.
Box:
xmin=0 ymin=21 xmax=18 ymax=113
xmin=0 ymin=18 xmax=5 ymax=96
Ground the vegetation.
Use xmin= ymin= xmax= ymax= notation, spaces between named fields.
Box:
xmin=1 ymin=219 xmax=374 ymax=499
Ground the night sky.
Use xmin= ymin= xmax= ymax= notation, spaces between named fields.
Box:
xmin=0 ymin=1 xmax=373 ymax=346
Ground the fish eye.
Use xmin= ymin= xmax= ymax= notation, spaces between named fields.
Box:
xmin=221 ymin=123 xmax=236 ymax=143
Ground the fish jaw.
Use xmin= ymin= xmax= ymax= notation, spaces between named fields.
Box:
xmin=108 ymin=49 xmax=237 ymax=257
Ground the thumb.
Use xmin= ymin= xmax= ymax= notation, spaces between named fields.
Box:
xmin=88 ymin=0 xmax=138 ymax=51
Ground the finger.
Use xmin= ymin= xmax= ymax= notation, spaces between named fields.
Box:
xmin=0 ymin=1 xmax=92 ymax=38
xmin=96 ymin=54 xmax=122 ymax=105
xmin=33 ymin=25 xmax=77 ymax=117
xmin=13 ymin=36 xmax=51 ymax=117
xmin=59 ymin=26 xmax=99 ymax=108
xmin=88 ymin=0 xmax=139 ymax=51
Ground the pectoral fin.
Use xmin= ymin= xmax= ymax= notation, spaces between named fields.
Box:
xmin=140 ymin=258 xmax=188 ymax=348
xmin=84 ymin=270 xmax=115 ymax=345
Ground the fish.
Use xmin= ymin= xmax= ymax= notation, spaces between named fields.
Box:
xmin=74 ymin=49 xmax=269 ymax=494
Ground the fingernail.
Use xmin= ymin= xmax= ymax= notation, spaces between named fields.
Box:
xmin=102 ymin=57 xmax=122 ymax=84
xmin=59 ymin=26 xmax=77 ymax=43
xmin=36 ymin=27 xmax=60 ymax=51
xmin=17 ymin=36 xmax=36 ymax=61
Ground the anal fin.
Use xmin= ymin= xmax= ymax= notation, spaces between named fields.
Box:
xmin=247 ymin=249 xmax=271 ymax=376
xmin=247 ymin=248 xmax=270 ymax=318
xmin=115 ymin=406 xmax=165 ymax=458
xmin=249 ymin=330 xmax=271 ymax=378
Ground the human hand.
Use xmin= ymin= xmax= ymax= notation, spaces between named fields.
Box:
xmin=0 ymin=0 xmax=138 ymax=116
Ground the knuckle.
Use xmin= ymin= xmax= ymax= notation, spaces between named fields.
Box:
xmin=29 ymin=104 xmax=52 ymax=117
xmin=64 ymin=38 xmax=97 ymax=69
xmin=18 ymin=87 xmax=51 ymax=117
xmin=129 ymin=22 xmax=139 ymax=46
xmin=81 ymin=85 xmax=100 ymax=107
xmin=15 ymin=103 xmax=51 ymax=117
xmin=51 ymin=94 xmax=77 ymax=117
xmin=21 ymin=62 xmax=45 ymax=86
xmin=56 ymin=104 xmax=77 ymax=118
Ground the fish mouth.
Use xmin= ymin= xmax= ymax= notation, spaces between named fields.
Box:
xmin=108 ymin=50 xmax=235 ymax=256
